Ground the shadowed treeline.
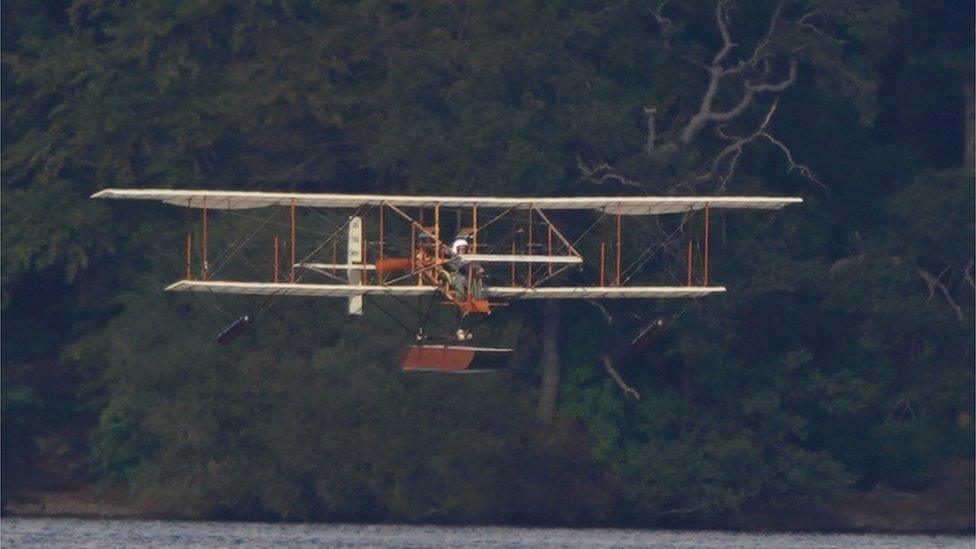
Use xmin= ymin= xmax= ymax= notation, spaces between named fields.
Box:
xmin=2 ymin=0 xmax=972 ymax=526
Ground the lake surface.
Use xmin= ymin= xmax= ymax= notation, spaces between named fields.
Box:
xmin=1 ymin=518 xmax=971 ymax=548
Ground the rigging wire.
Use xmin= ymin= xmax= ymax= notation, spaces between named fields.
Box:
xmin=196 ymin=208 xmax=364 ymax=326
xmin=620 ymin=212 xmax=692 ymax=285
xmin=209 ymin=207 xmax=281 ymax=278
xmin=498 ymin=212 xmax=604 ymax=301
xmin=191 ymin=200 xmax=774 ymax=346
xmin=709 ymin=210 xmax=783 ymax=281
xmin=220 ymin=208 xmax=339 ymax=239
xmin=364 ymin=293 xmax=418 ymax=336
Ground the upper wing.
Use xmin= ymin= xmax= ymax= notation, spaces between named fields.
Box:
xmin=92 ymin=188 xmax=801 ymax=215
xmin=165 ymin=280 xmax=436 ymax=297
xmin=166 ymin=280 xmax=723 ymax=299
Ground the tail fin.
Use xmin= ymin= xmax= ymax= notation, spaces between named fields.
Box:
xmin=347 ymin=216 xmax=364 ymax=315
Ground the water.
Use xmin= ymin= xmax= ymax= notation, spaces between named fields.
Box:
xmin=1 ymin=518 xmax=970 ymax=548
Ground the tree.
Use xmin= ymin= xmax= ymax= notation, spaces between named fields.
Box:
xmin=2 ymin=0 xmax=972 ymax=526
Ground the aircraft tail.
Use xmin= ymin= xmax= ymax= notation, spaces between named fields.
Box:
xmin=347 ymin=216 xmax=364 ymax=315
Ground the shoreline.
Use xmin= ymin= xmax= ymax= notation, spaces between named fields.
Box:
xmin=3 ymin=485 xmax=141 ymax=520
xmin=4 ymin=478 xmax=973 ymax=536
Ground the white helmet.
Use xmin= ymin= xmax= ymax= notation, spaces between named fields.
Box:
xmin=452 ymin=238 xmax=469 ymax=254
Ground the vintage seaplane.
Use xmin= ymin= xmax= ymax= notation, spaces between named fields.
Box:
xmin=92 ymin=189 xmax=801 ymax=373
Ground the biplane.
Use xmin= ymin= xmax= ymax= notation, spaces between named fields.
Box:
xmin=92 ymin=189 xmax=801 ymax=373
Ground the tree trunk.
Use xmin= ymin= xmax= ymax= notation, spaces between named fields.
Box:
xmin=965 ymin=82 xmax=974 ymax=168
xmin=537 ymin=300 xmax=562 ymax=422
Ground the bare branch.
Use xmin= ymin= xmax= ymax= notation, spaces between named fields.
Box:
xmin=680 ymin=54 xmax=715 ymax=73
xmin=711 ymin=152 xmax=743 ymax=185
xmin=650 ymin=0 xmax=673 ymax=50
xmin=676 ymin=0 xmax=748 ymax=143
xmin=708 ymin=90 xmax=755 ymax=122
xmin=748 ymin=0 xmax=786 ymax=66
xmin=758 ymin=131 xmax=827 ymax=191
xmin=670 ymin=1 xmax=799 ymax=146
xmin=745 ymin=61 xmax=798 ymax=93
xmin=701 ymin=98 xmax=825 ymax=191
xmin=634 ymin=0 xmax=815 ymax=189
xmin=797 ymin=9 xmax=824 ymax=25
xmin=712 ymin=0 xmax=736 ymax=65
xmin=917 ymin=267 xmax=966 ymax=322
xmin=797 ymin=10 xmax=847 ymax=45
xmin=680 ymin=74 xmax=724 ymax=143
xmin=602 ymin=355 xmax=640 ymax=399
xmin=965 ymin=260 xmax=974 ymax=291
xmin=707 ymin=100 xmax=779 ymax=184
xmin=680 ymin=52 xmax=795 ymax=143
xmin=576 ymin=154 xmax=646 ymax=189
xmin=587 ymin=300 xmax=614 ymax=325
xmin=889 ymin=395 xmax=917 ymax=422
xmin=756 ymin=96 xmax=780 ymax=128
xmin=644 ymin=106 xmax=657 ymax=153
xmin=721 ymin=60 xmax=752 ymax=76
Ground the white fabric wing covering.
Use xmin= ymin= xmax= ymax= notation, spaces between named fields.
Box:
xmin=165 ymin=280 xmax=724 ymax=299
xmin=484 ymin=286 xmax=725 ymax=298
xmin=459 ymin=254 xmax=583 ymax=264
xmin=165 ymin=280 xmax=437 ymax=297
xmin=93 ymin=188 xmax=801 ymax=215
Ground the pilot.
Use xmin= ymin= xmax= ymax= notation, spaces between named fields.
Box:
xmin=445 ymin=237 xmax=483 ymax=299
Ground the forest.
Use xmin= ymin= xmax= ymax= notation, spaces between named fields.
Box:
xmin=2 ymin=0 xmax=973 ymax=527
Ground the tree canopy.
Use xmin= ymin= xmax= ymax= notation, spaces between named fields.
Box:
xmin=2 ymin=0 xmax=972 ymax=525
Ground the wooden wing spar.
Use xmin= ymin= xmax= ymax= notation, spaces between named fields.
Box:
xmin=92 ymin=188 xmax=801 ymax=319
xmin=91 ymin=188 xmax=800 ymax=215
xmin=165 ymin=280 xmax=725 ymax=299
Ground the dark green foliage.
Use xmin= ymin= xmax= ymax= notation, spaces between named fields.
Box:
xmin=2 ymin=0 xmax=972 ymax=525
